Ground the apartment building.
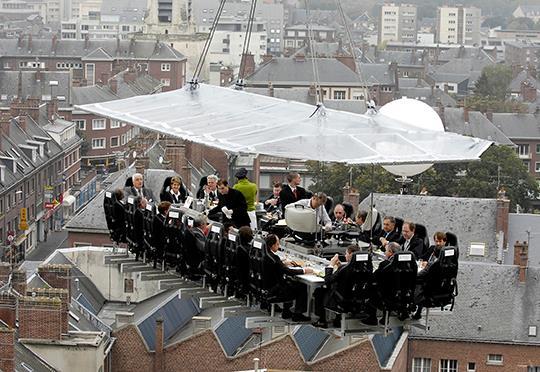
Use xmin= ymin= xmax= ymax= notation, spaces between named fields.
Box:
xmin=378 ymin=3 xmax=417 ymax=45
xmin=436 ymin=5 xmax=481 ymax=45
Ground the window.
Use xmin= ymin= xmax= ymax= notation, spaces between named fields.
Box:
xmin=110 ymin=120 xmax=120 ymax=129
xmin=160 ymin=78 xmax=171 ymax=87
xmin=536 ymin=144 xmax=540 ymax=154
xmin=440 ymin=359 xmax=458 ymax=372
xmin=524 ymin=160 xmax=531 ymax=170
xmin=333 ymin=90 xmax=346 ymax=100
xmin=517 ymin=144 xmax=530 ymax=157
xmin=110 ymin=136 xmax=119 ymax=147
xmin=467 ymin=362 xmax=476 ymax=371
xmin=487 ymin=354 xmax=503 ymax=365
xmin=92 ymin=119 xmax=106 ymax=130
xmin=161 ymin=63 xmax=171 ymax=71
xmin=529 ymin=325 xmax=537 ymax=337
xmin=74 ymin=119 xmax=86 ymax=130
xmin=469 ymin=242 xmax=485 ymax=256
xmin=536 ymin=162 xmax=540 ymax=173
xmin=92 ymin=138 xmax=105 ymax=149
xmin=412 ymin=358 xmax=432 ymax=372
xmin=85 ymin=63 xmax=95 ymax=85
xmin=529 ymin=367 xmax=540 ymax=372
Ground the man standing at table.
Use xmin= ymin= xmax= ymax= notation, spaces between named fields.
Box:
xmin=233 ymin=168 xmax=258 ymax=229
xmin=208 ymin=179 xmax=251 ymax=228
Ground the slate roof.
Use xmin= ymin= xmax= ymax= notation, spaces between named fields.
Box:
xmin=441 ymin=108 xmax=513 ymax=145
xmin=15 ymin=342 xmax=57 ymax=372
xmin=410 ymin=262 xmax=540 ymax=344
xmin=214 ymin=316 xmax=253 ymax=357
xmin=491 ymin=112 xmax=540 ymax=139
xmin=293 ymin=325 xmax=329 ymax=361
xmin=506 ymin=213 xmax=540 ymax=267
xmin=71 ymin=85 xmax=119 ymax=106
xmin=372 ymin=327 xmax=403 ymax=366
xmin=367 ymin=50 xmax=424 ymax=66
xmin=437 ymin=47 xmax=495 ymax=64
xmin=359 ymin=194 xmax=500 ymax=263
xmin=359 ymin=63 xmax=395 ymax=85
xmin=0 ymin=71 xmax=71 ymax=106
xmin=509 ymin=70 xmax=540 ymax=92
xmin=247 ymin=58 xmax=367 ymax=86
xmin=0 ymin=38 xmax=186 ymax=61
xmin=399 ymin=87 xmax=457 ymax=107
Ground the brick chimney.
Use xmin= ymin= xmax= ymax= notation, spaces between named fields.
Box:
xmin=294 ymin=53 xmax=306 ymax=62
xmin=51 ymin=34 xmax=58 ymax=53
xmin=47 ymin=98 xmax=58 ymax=121
xmin=27 ymin=34 xmax=32 ymax=51
xmin=124 ymin=67 xmax=137 ymax=83
xmin=342 ymin=183 xmax=359 ymax=215
xmin=165 ymin=140 xmax=190 ymax=187
xmin=268 ymin=82 xmax=274 ymax=97
xmin=19 ymin=296 xmax=63 ymax=340
xmin=11 ymin=269 xmax=26 ymax=296
xmin=154 ymin=318 xmax=164 ymax=372
xmin=109 ymin=79 xmax=118 ymax=94
xmin=521 ymin=80 xmax=537 ymax=102
xmin=219 ymin=67 xmax=233 ymax=87
xmin=37 ymin=264 xmax=71 ymax=298
xmin=0 ymin=293 xmax=16 ymax=329
xmin=486 ymin=109 xmax=493 ymax=122
xmin=135 ymin=156 xmax=150 ymax=175
xmin=389 ymin=61 xmax=399 ymax=95
xmin=261 ymin=54 xmax=273 ymax=64
xmin=84 ymin=34 xmax=90 ymax=50
xmin=513 ymin=241 xmax=528 ymax=283
xmin=29 ymin=288 xmax=69 ymax=334
xmin=100 ymin=72 xmax=110 ymax=85
xmin=35 ymin=68 xmax=41 ymax=82
xmin=336 ymin=55 xmax=356 ymax=72
xmin=0 ymin=327 xmax=15 ymax=372
xmin=496 ymin=196 xmax=510 ymax=251
xmin=16 ymin=115 xmax=27 ymax=132
xmin=240 ymin=53 xmax=256 ymax=78
xmin=0 ymin=263 xmax=10 ymax=285
xmin=463 ymin=107 xmax=469 ymax=123
xmin=0 ymin=112 xmax=11 ymax=138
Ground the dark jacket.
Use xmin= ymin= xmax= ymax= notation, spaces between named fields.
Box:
xmin=264 ymin=249 xmax=304 ymax=287
xmin=398 ymin=236 xmax=425 ymax=259
xmin=160 ymin=188 xmax=187 ymax=204
xmin=207 ymin=188 xmax=251 ymax=228
xmin=125 ymin=186 xmax=155 ymax=202
xmin=279 ymin=185 xmax=309 ymax=210
xmin=373 ymin=229 xmax=401 ymax=247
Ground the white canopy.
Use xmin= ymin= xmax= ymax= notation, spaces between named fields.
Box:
xmin=76 ymin=84 xmax=492 ymax=165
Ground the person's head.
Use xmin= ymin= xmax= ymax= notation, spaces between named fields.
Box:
xmin=217 ymin=179 xmax=229 ymax=195
xmin=433 ymin=231 xmax=447 ymax=248
xmin=235 ymin=167 xmax=248 ymax=180
xmin=355 ymin=210 xmax=367 ymax=225
xmin=286 ymin=172 xmax=301 ymax=187
xmin=345 ymin=244 xmax=360 ymax=262
xmin=385 ymin=242 xmax=400 ymax=258
xmin=193 ymin=215 xmax=208 ymax=229
xmin=132 ymin=173 xmax=143 ymax=189
xmin=135 ymin=195 xmax=146 ymax=209
xmin=265 ymin=234 xmax=280 ymax=252
xmin=402 ymin=221 xmax=415 ymax=240
xmin=158 ymin=201 xmax=171 ymax=215
xmin=223 ymin=222 xmax=235 ymax=234
xmin=272 ymin=182 xmax=282 ymax=197
xmin=382 ymin=216 xmax=396 ymax=233
xmin=114 ymin=188 xmax=124 ymax=201
xmin=207 ymin=175 xmax=218 ymax=192
xmin=238 ymin=226 xmax=253 ymax=246
xmin=310 ymin=192 xmax=327 ymax=209
xmin=334 ymin=204 xmax=346 ymax=221
xmin=170 ymin=176 xmax=182 ymax=193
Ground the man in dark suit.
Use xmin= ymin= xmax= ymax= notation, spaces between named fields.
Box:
xmin=207 ymin=179 xmax=251 ymax=228
xmin=279 ymin=172 xmax=310 ymax=212
xmin=397 ymin=221 xmax=425 ymax=259
xmin=265 ymin=234 xmax=313 ymax=322
xmin=125 ymin=173 xmax=155 ymax=202
xmin=376 ymin=216 xmax=401 ymax=249
xmin=152 ymin=201 xmax=171 ymax=268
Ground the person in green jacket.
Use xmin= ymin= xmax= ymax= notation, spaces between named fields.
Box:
xmin=233 ymin=168 xmax=258 ymax=229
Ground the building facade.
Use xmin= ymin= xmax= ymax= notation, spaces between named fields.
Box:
xmin=436 ymin=5 xmax=481 ymax=45
xmin=378 ymin=3 xmax=417 ymax=45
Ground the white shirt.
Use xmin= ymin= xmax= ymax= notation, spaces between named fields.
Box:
xmin=292 ymin=198 xmax=331 ymax=226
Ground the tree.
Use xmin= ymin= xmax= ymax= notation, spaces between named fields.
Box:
xmin=76 ymin=128 xmax=90 ymax=157
xmin=464 ymin=95 xmax=528 ymax=113
xmin=507 ymin=17 xmax=535 ymax=30
xmin=474 ymin=64 xmax=512 ymax=100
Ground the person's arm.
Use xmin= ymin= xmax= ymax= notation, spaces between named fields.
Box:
xmin=231 ymin=190 xmax=248 ymax=215
xmin=320 ymin=206 xmax=332 ymax=229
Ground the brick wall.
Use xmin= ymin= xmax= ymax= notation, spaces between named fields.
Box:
xmin=11 ymin=269 xmax=27 ymax=296
xmin=28 ymin=288 xmax=70 ymax=334
xmin=112 ymin=325 xmax=154 ymax=372
xmin=409 ymin=338 xmax=540 ymax=372
xmin=0 ymin=263 xmax=10 ymax=285
xmin=0 ymin=293 xmax=16 ymax=329
xmin=38 ymin=264 xmax=71 ymax=298
xmin=67 ymin=231 xmax=116 ymax=248
xmin=0 ymin=327 xmax=15 ymax=372
xmin=19 ymin=296 xmax=63 ymax=340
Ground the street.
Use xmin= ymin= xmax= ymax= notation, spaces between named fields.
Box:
xmin=25 ymin=230 xmax=68 ymax=262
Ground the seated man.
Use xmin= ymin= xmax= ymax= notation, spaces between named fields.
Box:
xmin=373 ymin=242 xmax=401 ymax=323
xmin=152 ymin=201 xmax=171 ymax=268
xmin=125 ymin=173 xmax=154 ymax=202
xmin=265 ymin=234 xmax=313 ymax=322
xmin=422 ymin=231 xmax=447 ymax=264
xmin=184 ymin=216 xmax=207 ymax=277
xmin=376 ymin=216 xmax=401 ymax=250
xmin=235 ymin=226 xmax=253 ymax=298
xmin=397 ymin=221 xmax=425 ymax=259
xmin=312 ymin=245 xmax=360 ymax=328
xmin=291 ymin=192 xmax=333 ymax=231
xmin=332 ymin=204 xmax=353 ymax=225
xmin=264 ymin=182 xmax=282 ymax=213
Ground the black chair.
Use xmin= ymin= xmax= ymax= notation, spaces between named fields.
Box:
xmin=325 ymin=196 xmax=334 ymax=216
xmin=325 ymin=252 xmax=375 ymax=317
xmin=415 ymin=246 xmax=459 ymax=310
xmin=182 ymin=226 xmax=206 ymax=279
xmin=375 ymin=251 xmax=418 ymax=321
xmin=342 ymin=202 xmax=354 ymax=219
xmin=125 ymin=196 xmax=144 ymax=259
xmin=152 ymin=210 xmax=167 ymax=268
xmin=163 ymin=207 xmax=184 ymax=272
xmin=394 ymin=217 xmax=404 ymax=235
xmin=125 ymin=177 xmax=133 ymax=188
xmin=142 ymin=202 xmax=157 ymax=262
xmin=445 ymin=232 xmax=458 ymax=248
xmin=415 ymin=223 xmax=430 ymax=253
xmin=203 ymin=222 xmax=223 ymax=292
xmin=103 ymin=191 xmax=126 ymax=245
xmin=248 ymin=238 xmax=267 ymax=303
xmin=222 ymin=229 xmax=239 ymax=296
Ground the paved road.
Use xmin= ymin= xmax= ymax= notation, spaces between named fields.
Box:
xmin=26 ymin=230 xmax=68 ymax=261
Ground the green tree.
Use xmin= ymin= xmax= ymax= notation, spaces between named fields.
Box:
xmin=474 ymin=64 xmax=512 ymax=100
xmin=507 ymin=17 xmax=536 ymax=30
xmin=464 ymin=95 xmax=527 ymax=113
xmin=76 ymin=128 xmax=90 ymax=157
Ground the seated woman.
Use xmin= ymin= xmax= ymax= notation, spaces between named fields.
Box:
xmin=264 ymin=234 xmax=313 ymax=322
xmin=160 ymin=176 xmax=188 ymax=204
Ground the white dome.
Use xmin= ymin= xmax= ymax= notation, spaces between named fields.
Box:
xmin=379 ymin=97 xmax=444 ymax=132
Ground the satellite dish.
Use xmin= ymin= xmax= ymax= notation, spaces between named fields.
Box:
xmin=378 ymin=98 xmax=444 ymax=177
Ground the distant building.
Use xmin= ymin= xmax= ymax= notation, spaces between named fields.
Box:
xmin=513 ymin=5 xmax=540 ymax=22
xmin=505 ymin=40 xmax=540 ymax=69
xmin=144 ymin=0 xmax=193 ymax=35
xmin=283 ymin=24 xmax=336 ymax=56
xmin=436 ymin=5 xmax=480 ymax=46
xmin=378 ymin=3 xmax=417 ymax=45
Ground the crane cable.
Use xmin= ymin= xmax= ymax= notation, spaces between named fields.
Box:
xmin=306 ymin=0 xmax=324 ymax=106
xmin=236 ymin=0 xmax=258 ymax=89
xmin=189 ymin=0 xmax=228 ymax=89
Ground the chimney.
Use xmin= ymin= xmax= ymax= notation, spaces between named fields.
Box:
xmin=219 ymin=67 xmax=233 ymax=87
xmin=261 ymin=54 xmax=273 ymax=64
xmin=0 ymin=293 xmax=16 ymax=329
xmin=308 ymin=84 xmax=317 ymax=97
xmin=84 ymin=34 xmax=90 ymax=50
xmin=164 ymin=139 xmax=190 ymax=186
xmin=154 ymin=318 xmax=164 ymax=372
xmin=51 ymin=34 xmax=58 ymax=53
xmin=16 ymin=115 xmax=27 ymax=131
xmin=294 ymin=53 xmax=306 ymax=63
xmin=437 ymin=99 xmax=445 ymax=126
xmin=27 ymin=34 xmax=32 ymax=51
xmin=486 ymin=109 xmax=493 ymax=122
xmin=463 ymin=107 xmax=469 ymax=123
xmin=240 ymin=53 xmax=256 ymax=78
xmin=0 ymin=263 xmax=10 ymax=285
xmin=18 ymin=296 xmax=63 ymax=340
xmin=513 ymin=241 xmax=528 ymax=283
xmin=342 ymin=184 xmax=359 ymax=215
xmin=268 ymin=82 xmax=274 ymax=97
xmin=0 ymin=113 xmax=11 ymax=138
xmin=11 ymin=269 xmax=26 ymax=296
xmin=0 ymin=326 xmax=15 ymax=372
xmin=100 ymin=72 xmax=110 ymax=85
xmin=37 ymin=264 xmax=71 ymax=299
xmin=124 ymin=67 xmax=137 ymax=83
xmin=29 ymin=288 xmax=69 ymax=334
xmin=17 ymin=34 xmax=23 ymax=48
xmin=389 ymin=61 xmax=399 ymax=95
xmin=521 ymin=80 xmax=537 ymax=102
xmin=135 ymin=156 xmax=150 ymax=175
xmin=109 ymin=79 xmax=118 ymax=94
xmin=35 ymin=68 xmax=41 ymax=82
xmin=336 ymin=55 xmax=356 ymax=72
xmin=47 ymin=99 xmax=58 ymax=121
xmin=496 ymin=196 xmax=510 ymax=251
xmin=115 ymin=311 xmax=135 ymax=328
